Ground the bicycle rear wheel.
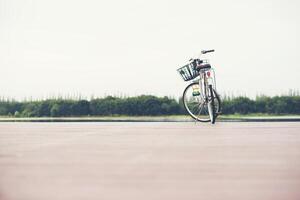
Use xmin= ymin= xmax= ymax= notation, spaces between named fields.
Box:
xmin=183 ymin=82 xmax=221 ymax=122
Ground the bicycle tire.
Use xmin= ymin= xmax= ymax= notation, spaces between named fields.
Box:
xmin=208 ymin=85 xmax=216 ymax=124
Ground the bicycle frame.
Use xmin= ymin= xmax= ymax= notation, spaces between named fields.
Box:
xmin=195 ymin=68 xmax=216 ymax=102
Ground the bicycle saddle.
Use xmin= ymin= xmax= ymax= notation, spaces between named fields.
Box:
xmin=196 ymin=63 xmax=211 ymax=71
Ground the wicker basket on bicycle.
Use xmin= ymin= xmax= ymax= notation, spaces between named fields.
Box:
xmin=177 ymin=62 xmax=199 ymax=81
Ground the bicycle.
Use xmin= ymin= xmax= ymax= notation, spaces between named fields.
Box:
xmin=177 ymin=49 xmax=221 ymax=124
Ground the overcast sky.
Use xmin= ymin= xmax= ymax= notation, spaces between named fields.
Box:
xmin=0 ymin=0 xmax=299 ymax=100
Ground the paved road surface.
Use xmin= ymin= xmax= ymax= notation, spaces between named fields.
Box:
xmin=0 ymin=122 xmax=300 ymax=200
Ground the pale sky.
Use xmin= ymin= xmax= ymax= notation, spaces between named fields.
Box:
xmin=0 ymin=0 xmax=299 ymax=100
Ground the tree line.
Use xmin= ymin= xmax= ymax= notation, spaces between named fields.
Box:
xmin=0 ymin=95 xmax=299 ymax=117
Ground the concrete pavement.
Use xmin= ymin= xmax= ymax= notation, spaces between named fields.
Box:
xmin=0 ymin=122 xmax=300 ymax=200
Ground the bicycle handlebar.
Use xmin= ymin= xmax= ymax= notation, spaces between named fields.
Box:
xmin=189 ymin=49 xmax=215 ymax=61
xmin=201 ymin=49 xmax=215 ymax=54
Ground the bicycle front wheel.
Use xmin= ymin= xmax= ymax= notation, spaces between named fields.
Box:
xmin=208 ymin=85 xmax=216 ymax=124
xmin=183 ymin=82 xmax=221 ymax=122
